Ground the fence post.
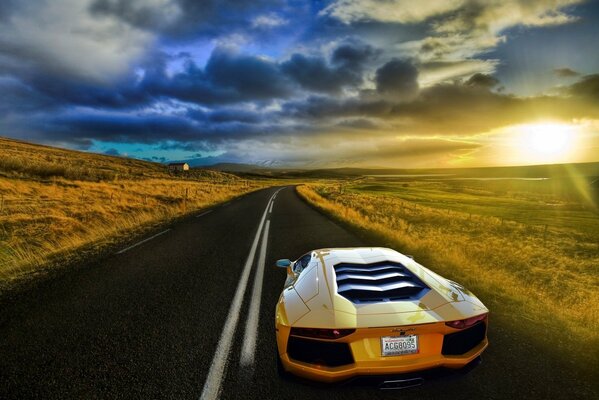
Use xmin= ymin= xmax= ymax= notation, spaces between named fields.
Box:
xmin=183 ymin=188 xmax=188 ymax=212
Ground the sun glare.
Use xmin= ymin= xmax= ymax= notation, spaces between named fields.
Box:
xmin=523 ymin=123 xmax=572 ymax=156
xmin=484 ymin=122 xmax=584 ymax=166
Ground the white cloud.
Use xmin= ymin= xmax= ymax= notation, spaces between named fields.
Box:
xmin=321 ymin=0 xmax=466 ymax=24
xmin=324 ymin=0 xmax=583 ymax=60
xmin=0 ymin=0 xmax=155 ymax=83
xmin=418 ymin=59 xmax=500 ymax=86
xmin=251 ymin=13 xmax=288 ymax=29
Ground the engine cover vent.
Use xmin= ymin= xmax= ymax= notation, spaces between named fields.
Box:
xmin=333 ymin=261 xmax=429 ymax=303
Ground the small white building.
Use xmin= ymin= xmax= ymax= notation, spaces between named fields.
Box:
xmin=167 ymin=162 xmax=190 ymax=172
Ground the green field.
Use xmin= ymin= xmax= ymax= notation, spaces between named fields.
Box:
xmin=350 ymin=176 xmax=599 ymax=237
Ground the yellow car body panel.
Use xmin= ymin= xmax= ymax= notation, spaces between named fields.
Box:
xmin=275 ymin=247 xmax=489 ymax=383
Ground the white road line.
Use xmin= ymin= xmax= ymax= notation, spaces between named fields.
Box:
xmin=239 ymin=219 xmax=270 ymax=367
xmin=196 ymin=210 xmax=213 ymax=218
xmin=199 ymin=190 xmax=278 ymax=400
xmin=115 ymin=229 xmax=171 ymax=254
xmin=268 ymin=201 xmax=274 ymax=214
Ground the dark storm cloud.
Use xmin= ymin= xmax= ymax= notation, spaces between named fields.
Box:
xmin=554 ymin=67 xmax=580 ymax=78
xmin=566 ymin=74 xmax=599 ymax=101
xmin=142 ymin=48 xmax=293 ymax=105
xmin=1 ymin=45 xmax=295 ymax=112
xmin=89 ymin=0 xmax=293 ymax=38
xmin=0 ymin=0 xmax=19 ymax=21
xmin=205 ymin=49 xmax=292 ymax=99
xmin=336 ymin=118 xmax=382 ymax=130
xmin=281 ymin=54 xmax=361 ymax=94
xmin=282 ymin=95 xmax=392 ymax=120
xmin=0 ymin=62 xmax=150 ymax=111
xmin=331 ymin=41 xmax=380 ymax=69
xmin=15 ymin=108 xmax=302 ymax=148
xmin=206 ymin=109 xmax=264 ymax=124
xmin=375 ymin=58 xmax=419 ymax=99
xmin=280 ymin=41 xmax=378 ymax=94
xmin=0 ymin=77 xmax=57 ymax=113
xmin=143 ymin=42 xmax=380 ymax=105
xmin=32 ymin=75 xmax=150 ymax=109
xmin=465 ymin=73 xmax=500 ymax=89
xmin=89 ymin=0 xmax=179 ymax=31
xmin=2 ymin=39 xmax=380 ymax=119
xmin=281 ymin=75 xmax=599 ymax=136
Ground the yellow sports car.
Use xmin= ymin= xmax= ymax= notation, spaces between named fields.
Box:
xmin=274 ymin=247 xmax=488 ymax=387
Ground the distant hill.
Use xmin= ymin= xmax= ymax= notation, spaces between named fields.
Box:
xmin=205 ymin=163 xmax=270 ymax=173
xmin=203 ymin=161 xmax=599 ymax=180
xmin=0 ymin=136 xmax=238 ymax=182
xmin=234 ymin=162 xmax=599 ymax=180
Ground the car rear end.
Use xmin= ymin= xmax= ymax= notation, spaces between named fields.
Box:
xmin=276 ymin=314 xmax=488 ymax=383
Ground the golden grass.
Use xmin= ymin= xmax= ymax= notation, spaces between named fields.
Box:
xmin=297 ymin=184 xmax=599 ymax=349
xmin=0 ymin=137 xmax=268 ymax=290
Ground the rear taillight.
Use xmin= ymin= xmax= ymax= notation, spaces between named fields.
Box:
xmin=290 ymin=327 xmax=355 ymax=339
xmin=445 ymin=313 xmax=487 ymax=329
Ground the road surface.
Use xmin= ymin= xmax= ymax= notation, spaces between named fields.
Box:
xmin=0 ymin=186 xmax=596 ymax=399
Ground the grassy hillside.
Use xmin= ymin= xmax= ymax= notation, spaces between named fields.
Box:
xmin=0 ymin=137 xmax=268 ymax=291
xmin=297 ymin=175 xmax=599 ymax=366
xmin=0 ymin=137 xmax=240 ymax=182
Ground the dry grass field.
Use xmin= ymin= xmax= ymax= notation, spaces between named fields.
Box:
xmin=297 ymin=175 xmax=599 ymax=365
xmin=0 ymin=137 xmax=268 ymax=290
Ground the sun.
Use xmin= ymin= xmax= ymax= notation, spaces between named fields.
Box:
xmin=486 ymin=121 xmax=585 ymax=166
xmin=522 ymin=123 xmax=572 ymax=156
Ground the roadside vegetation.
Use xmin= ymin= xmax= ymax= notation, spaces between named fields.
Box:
xmin=297 ymin=176 xmax=599 ymax=365
xmin=0 ymin=137 xmax=267 ymax=290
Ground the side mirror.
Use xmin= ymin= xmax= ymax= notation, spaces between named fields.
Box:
xmin=276 ymin=259 xmax=291 ymax=268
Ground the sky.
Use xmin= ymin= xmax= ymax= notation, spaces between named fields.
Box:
xmin=1 ymin=0 xmax=599 ymax=168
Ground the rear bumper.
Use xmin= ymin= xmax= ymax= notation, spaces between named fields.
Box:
xmin=276 ymin=321 xmax=488 ymax=383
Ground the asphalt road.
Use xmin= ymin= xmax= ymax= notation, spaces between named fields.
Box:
xmin=0 ymin=186 xmax=596 ymax=399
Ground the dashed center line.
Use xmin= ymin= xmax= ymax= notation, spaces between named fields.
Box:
xmin=196 ymin=210 xmax=213 ymax=218
xmin=199 ymin=189 xmax=280 ymax=400
xmin=115 ymin=229 xmax=171 ymax=254
xmin=239 ymin=219 xmax=270 ymax=367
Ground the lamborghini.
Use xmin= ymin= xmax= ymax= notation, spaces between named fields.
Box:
xmin=274 ymin=247 xmax=489 ymax=385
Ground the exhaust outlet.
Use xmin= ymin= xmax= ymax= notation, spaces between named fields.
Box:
xmin=379 ymin=377 xmax=424 ymax=390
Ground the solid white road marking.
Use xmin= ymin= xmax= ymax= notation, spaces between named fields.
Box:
xmin=199 ymin=189 xmax=279 ymax=400
xmin=115 ymin=229 xmax=171 ymax=254
xmin=239 ymin=219 xmax=270 ymax=367
xmin=196 ymin=210 xmax=213 ymax=218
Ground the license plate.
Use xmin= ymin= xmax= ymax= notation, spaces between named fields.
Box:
xmin=381 ymin=335 xmax=419 ymax=356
